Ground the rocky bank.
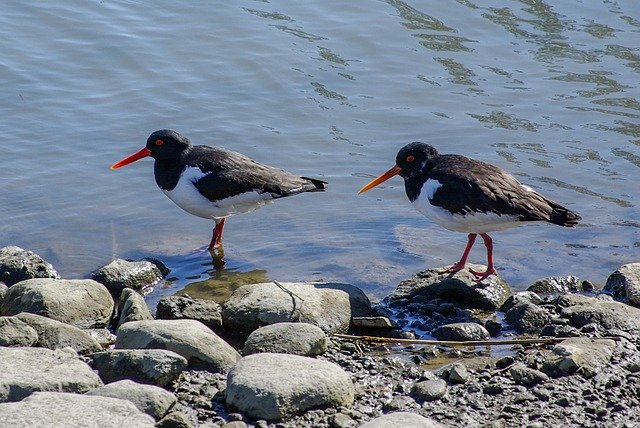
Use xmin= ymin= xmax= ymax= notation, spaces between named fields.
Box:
xmin=0 ymin=245 xmax=639 ymax=427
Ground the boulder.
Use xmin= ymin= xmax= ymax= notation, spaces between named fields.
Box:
xmin=0 ymin=246 xmax=58 ymax=286
xmin=388 ymin=265 xmax=512 ymax=311
xmin=243 ymin=322 xmax=328 ymax=356
xmin=432 ymin=322 xmax=490 ymax=341
xmin=86 ymin=379 xmax=177 ymax=420
xmin=92 ymin=258 xmax=166 ymax=296
xmin=360 ymin=412 xmax=445 ymax=428
xmin=0 ymin=347 xmax=102 ymax=402
xmin=0 ymin=316 xmax=38 ymax=346
xmin=604 ymin=263 xmax=640 ymax=305
xmin=0 ymin=391 xmax=154 ymax=427
xmin=543 ymin=337 xmax=616 ymax=377
xmin=225 ymin=353 xmax=354 ymax=420
xmin=557 ymin=294 xmax=640 ymax=333
xmin=2 ymin=278 xmax=114 ymax=328
xmin=527 ymin=276 xmax=589 ymax=294
xmin=15 ymin=312 xmax=102 ymax=354
xmin=222 ymin=282 xmax=371 ymax=337
xmin=504 ymin=302 xmax=551 ymax=334
xmin=90 ymin=349 xmax=187 ymax=386
xmin=156 ymin=295 xmax=222 ymax=331
xmin=117 ymin=288 xmax=153 ymax=328
xmin=115 ymin=319 xmax=240 ymax=372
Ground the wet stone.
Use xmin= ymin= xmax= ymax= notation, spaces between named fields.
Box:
xmin=92 ymin=258 xmax=166 ymax=296
xmin=411 ymin=379 xmax=447 ymax=402
xmin=432 ymin=322 xmax=490 ymax=341
xmin=0 ymin=246 xmax=58 ymax=286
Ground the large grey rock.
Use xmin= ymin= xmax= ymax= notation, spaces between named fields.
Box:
xmin=226 ymin=353 xmax=354 ymax=420
xmin=243 ymin=322 xmax=328 ymax=356
xmin=2 ymin=278 xmax=114 ymax=328
xmin=222 ymin=282 xmax=371 ymax=337
xmin=15 ymin=313 xmax=102 ymax=354
xmin=360 ymin=412 xmax=445 ymax=428
xmin=117 ymin=288 xmax=153 ymax=328
xmin=604 ymin=263 xmax=640 ymax=305
xmin=388 ymin=265 xmax=512 ymax=311
xmin=544 ymin=337 xmax=616 ymax=377
xmin=0 ymin=246 xmax=58 ymax=287
xmin=432 ymin=322 xmax=490 ymax=341
xmin=504 ymin=302 xmax=551 ymax=334
xmin=0 ymin=391 xmax=154 ymax=428
xmin=0 ymin=347 xmax=103 ymax=402
xmin=86 ymin=379 xmax=177 ymax=420
xmin=156 ymin=295 xmax=223 ymax=332
xmin=0 ymin=316 xmax=38 ymax=346
xmin=92 ymin=258 xmax=165 ymax=296
xmin=557 ymin=294 xmax=640 ymax=333
xmin=411 ymin=379 xmax=447 ymax=402
xmin=115 ymin=319 xmax=240 ymax=372
xmin=90 ymin=349 xmax=187 ymax=386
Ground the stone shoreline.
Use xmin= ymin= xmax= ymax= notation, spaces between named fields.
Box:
xmin=0 ymin=245 xmax=639 ymax=427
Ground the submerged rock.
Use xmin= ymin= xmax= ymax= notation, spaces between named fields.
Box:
xmin=388 ymin=265 xmax=512 ymax=311
xmin=222 ymin=282 xmax=371 ymax=338
xmin=0 ymin=246 xmax=58 ymax=287
xmin=2 ymin=278 xmax=114 ymax=329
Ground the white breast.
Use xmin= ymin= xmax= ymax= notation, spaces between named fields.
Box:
xmin=161 ymin=166 xmax=273 ymax=220
xmin=411 ymin=179 xmax=523 ymax=233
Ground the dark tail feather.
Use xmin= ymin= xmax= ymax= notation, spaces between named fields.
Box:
xmin=302 ymin=177 xmax=327 ymax=192
xmin=550 ymin=206 xmax=581 ymax=227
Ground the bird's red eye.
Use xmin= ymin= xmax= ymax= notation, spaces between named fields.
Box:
xmin=155 ymin=139 xmax=164 ymax=146
xmin=406 ymin=155 xmax=415 ymax=162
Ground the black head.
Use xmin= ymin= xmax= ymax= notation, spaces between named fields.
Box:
xmin=146 ymin=129 xmax=192 ymax=161
xmin=395 ymin=142 xmax=439 ymax=179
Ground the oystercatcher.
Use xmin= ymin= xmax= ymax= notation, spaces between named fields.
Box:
xmin=358 ymin=142 xmax=581 ymax=281
xmin=111 ymin=130 xmax=327 ymax=250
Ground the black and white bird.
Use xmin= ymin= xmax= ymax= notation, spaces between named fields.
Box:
xmin=111 ymin=129 xmax=326 ymax=250
xmin=358 ymin=142 xmax=581 ymax=281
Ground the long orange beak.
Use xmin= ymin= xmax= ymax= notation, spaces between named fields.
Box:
xmin=110 ymin=147 xmax=152 ymax=169
xmin=358 ymin=165 xmax=402 ymax=194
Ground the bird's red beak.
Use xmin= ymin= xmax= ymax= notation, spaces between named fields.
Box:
xmin=358 ymin=165 xmax=402 ymax=193
xmin=110 ymin=147 xmax=152 ymax=170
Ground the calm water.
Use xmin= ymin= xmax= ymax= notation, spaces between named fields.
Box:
xmin=0 ymin=1 xmax=638 ymax=302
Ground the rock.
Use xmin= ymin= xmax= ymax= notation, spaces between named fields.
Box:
xmin=115 ymin=319 xmax=240 ymax=372
xmin=329 ymin=412 xmax=357 ymax=427
xmin=604 ymin=263 xmax=640 ymax=305
xmin=0 ymin=316 xmax=38 ymax=346
xmin=360 ymin=412 xmax=445 ymax=428
xmin=86 ymin=379 xmax=177 ymax=420
xmin=0 ymin=391 xmax=154 ymax=427
xmin=92 ymin=258 xmax=165 ymax=296
xmin=527 ymin=276 xmax=585 ymax=294
xmin=117 ymin=288 xmax=153 ymax=327
xmin=544 ymin=337 xmax=616 ymax=377
xmin=557 ymin=294 xmax=640 ymax=333
xmin=504 ymin=302 xmax=551 ymax=334
xmin=509 ymin=364 xmax=549 ymax=385
xmin=0 ymin=246 xmax=58 ymax=286
xmin=156 ymin=411 xmax=193 ymax=428
xmin=0 ymin=347 xmax=102 ymax=402
xmin=15 ymin=312 xmax=102 ymax=354
xmin=222 ymin=282 xmax=371 ymax=337
xmin=225 ymin=352 xmax=354 ymax=420
xmin=411 ymin=379 xmax=447 ymax=402
xmin=388 ymin=265 xmax=512 ymax=311
xmin=499 ymin=291 xmax=543 ymax=312
xmin=90 ymin=349 xmax=187 ymax=386
xmin=0 ymin=282 xmax=8 ymax=307
xmin=156 ymin=295 xmax=223 ymax=331
xmin=2 ymin=278 xmax=114 ymax=329
xmin=243 ymin=322 xmax=328 ymax=356
xmin=448 ymin=363 xmax=470 ymax=384
xmin=432 ymin=322 xmax=490 ymax=341
xmin=351 ymin=316 xmax=396 ymax=329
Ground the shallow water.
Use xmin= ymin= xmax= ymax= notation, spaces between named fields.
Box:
xmin=0 ymin=1 xmax=638 ymax=301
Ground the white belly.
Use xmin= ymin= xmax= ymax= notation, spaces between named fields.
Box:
xmin=161 ymin=167 xmax=273 ymax=220
xmin=412 ymin=179 xmax=523 ymax=233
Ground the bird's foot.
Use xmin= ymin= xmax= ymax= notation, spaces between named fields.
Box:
xmin=440 ymin=261 xmax=467 ymax=275
xmin=469 ymin=267 xmax=496 ymax=282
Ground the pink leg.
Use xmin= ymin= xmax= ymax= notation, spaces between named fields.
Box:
xmin=442 ymin=233 xmax=477 ymax=274
xmin=208 ymin=218 xmax=226 ymax=250
xmin=469 ymin=233 xmax=497 ymax=281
